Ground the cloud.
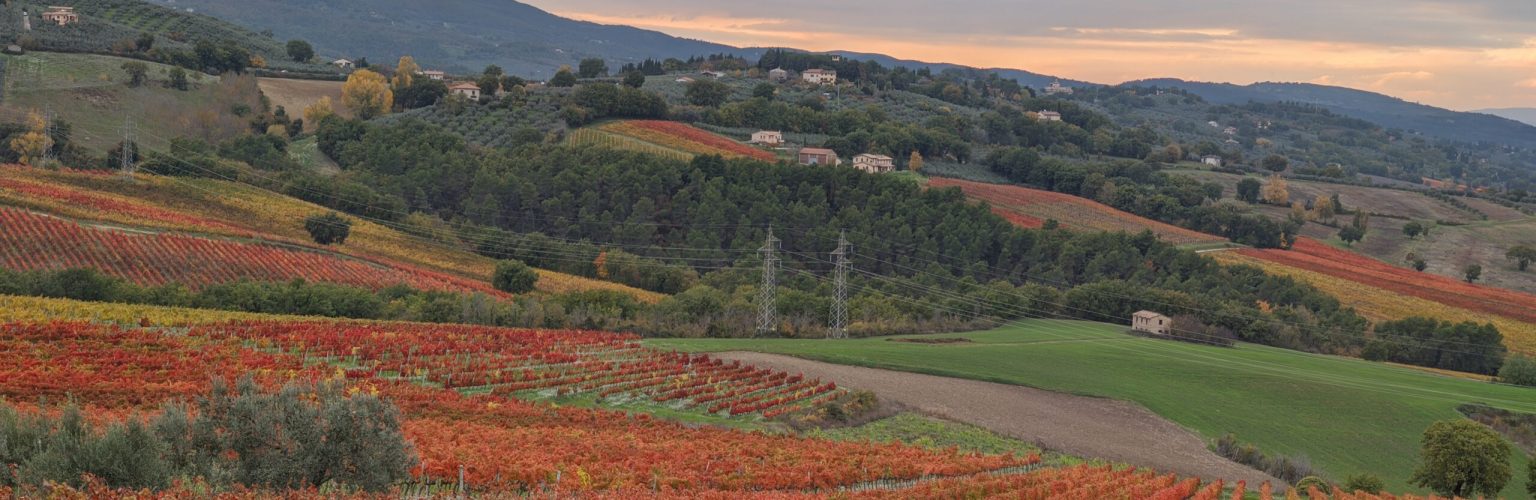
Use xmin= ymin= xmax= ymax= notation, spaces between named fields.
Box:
xmin=1518 ymin=78 xmax=1536 ymax=89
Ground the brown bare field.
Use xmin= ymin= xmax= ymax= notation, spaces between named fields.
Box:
xmin=715 ymin=351 xmax=1280 ymax=486
xmin=257 ymin=77 xmax=351 ymax=118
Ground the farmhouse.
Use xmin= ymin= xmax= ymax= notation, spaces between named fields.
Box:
xmin=1043 ymin=81 xmax=1073 ymax=95
xmin=802 ymin=69 xmax=838 ymax=85
xmin=768 ymin=67 xmax=789 ymax=82
xmin=675 ymin=76 xmax=695 ymax=83
xmin=851 ymin=154 xmax=895 ymax=174
xmin=798 ymin=147 xmax=840 ymax=166
xmin=701 ymin=70 xmax=727 ymax=79
xmin=421 ymin=70 xmax=446 ymax=81
xmin=1131 ymin=311 xmax=1172 ymax=336
xmin=750 ymin=131 xmax=784 ymax=146
xmin=331 ymin=59 xmax=354 ymax=70
xmin=1223 ymin=126 xmax=1238 ymax=136
xmin=40 ymin=6 xmax=79 ymax=26
xmin=1034 ymin=110 xmax=1063 ymax=122
xmin=449 ymin=82 xmax=481 ymax=100
xmin=1201 ymin=155 xmax=1223 ymax=167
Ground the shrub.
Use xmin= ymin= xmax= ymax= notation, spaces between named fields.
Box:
xmin=492 ymin=259 xmax=539 ymax=294
xmin=1499 ymin=355 xmax=1536 ymax=387
xmin=303 ymin=212 xmax=351 ymax=245
xmin=1344 ymin=472 xmax=1385 ymax=493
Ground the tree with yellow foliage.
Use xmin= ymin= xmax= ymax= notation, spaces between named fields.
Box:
xmin=908 ymin=151 xmax=923 ymax=173
xmin=342 ymin=69 xmax=392 ymax=119
xmin=303 ymin=96 xmax=335 ymax=125
xmin=1262 ymin=174 xmax=1289 ymax=205
xmin=393 ymin=56 xmax=419 ymax=89
xmin=9 ymin=110 xmax=51 ymax=165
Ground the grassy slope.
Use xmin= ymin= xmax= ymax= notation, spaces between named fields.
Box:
xmin=0 ymin=166 xmax=664 ymax=302
xmin=649 ymin=320 xmax=1536 ymax=497
xmin=1174 ymin=168 xmax=1536 ymax=294
xmin=0 ymin=52 xmax=250 ymax=152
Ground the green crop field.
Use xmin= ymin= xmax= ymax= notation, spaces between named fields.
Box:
xmin=650 ymin=320 xmax=1536 ymax=497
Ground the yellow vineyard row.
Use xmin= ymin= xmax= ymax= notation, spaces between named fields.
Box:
xmin=1213 ymin=252 xmax=1536 ymax=355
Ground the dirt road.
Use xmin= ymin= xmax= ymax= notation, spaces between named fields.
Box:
xmin=716 ymin=351 xmax=1279 ymax=485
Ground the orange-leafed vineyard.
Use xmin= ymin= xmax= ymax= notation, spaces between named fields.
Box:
xmin=1241 ymin=238 xmax=1536 ymax=325
xmin=0 ymin=165 xmax=666 ymax=302
xmin=929 ymin=177 xmax=1225 ymax=244
xmin=0 ymin=207 xmax=510 ymax=297
xmin=598 ymin=120 xmax=778 ymax=161
xmin=0 ymin=311 xmax=1449 ymax=498
xmin=0 ymin=320 xmax=1032 ymax=495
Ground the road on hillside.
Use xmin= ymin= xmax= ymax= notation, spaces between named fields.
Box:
xmin=716 ymin=351 xmax=1280 ymax=486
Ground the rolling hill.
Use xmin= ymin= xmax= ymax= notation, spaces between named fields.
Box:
xmin=1477 ymin=107 xmax=1536 ymax=127
xmin=1127 ymin=79 xmax=1536 ymax=149
xmin=164 ymin=0 xmax=1083 ymax=87
xmin=167 ymin=0 xmax=1531 ymax=152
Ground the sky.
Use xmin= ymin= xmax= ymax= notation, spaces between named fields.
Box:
xmin=522 ymin=0 xmax=1536 ymax=111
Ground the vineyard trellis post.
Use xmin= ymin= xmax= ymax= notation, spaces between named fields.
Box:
xmin=756 ymin=227 xmax=779 ymax=337
xmin=830 ymin=230 xmax=850 ymax=339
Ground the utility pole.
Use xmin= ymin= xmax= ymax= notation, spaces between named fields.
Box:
xmin=756 ymin=227 xmax=780 ymax=337
xmin=119 ymin=114 xmax=137 ymax=178
xmin=830 ymin=231 xmax=850 ymax=339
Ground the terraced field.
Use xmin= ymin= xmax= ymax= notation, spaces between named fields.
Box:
xmin=927 ymin=177 xmax=1225 ymax=245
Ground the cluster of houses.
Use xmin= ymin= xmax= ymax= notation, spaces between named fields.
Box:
xmin=750 ymin=131 xmax=893 ymax=174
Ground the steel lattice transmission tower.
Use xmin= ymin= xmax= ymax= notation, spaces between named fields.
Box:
xmin=41 ymin=106 xmax=56 ymax=164
xmin=119 ymin=115 xmax=137 ymax=178
xmin=756 ymin=228 xmax=781 ymax=336
xmin=829 ymin=231 xmax=850 ymax=339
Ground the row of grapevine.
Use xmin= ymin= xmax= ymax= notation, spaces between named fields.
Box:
xmin=0 ymin=206 xmax=512 ymax=297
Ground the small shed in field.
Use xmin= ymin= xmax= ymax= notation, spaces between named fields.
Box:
xmin=1132 ymin=310 xmax=1171 ymax=336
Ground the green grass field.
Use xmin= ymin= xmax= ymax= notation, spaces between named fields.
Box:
xmin=1 ymin=52 xmax=256 ymax=152
xmin=650 ymin=320 xmax=1536 ymax=497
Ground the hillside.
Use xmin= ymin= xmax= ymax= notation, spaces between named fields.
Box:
xmin=164 ymin=0 xmax=1085 ymax=89
xmin=1477 ymin=107 xmax=1536 ymax=127
xmin=162 ymin=0 xmax=750 ymax=77
xmin=0 ymin=0 xmax=328 ymax=73
xmin=0 ymin=165 xmax=664 ymax=302
xmin=927 ymin=177 xmax=1224 ymax=245
xmin=0 ymin=52 xmax=258 ymax=153
xmin=1128 ymin=79 xmax=1536 ymax=150
xmin=1173 ymin=168 xmax=1536 ymax=294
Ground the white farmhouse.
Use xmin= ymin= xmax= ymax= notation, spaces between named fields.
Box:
xmin=449 ymin=82 xmax=481 ymax=100
xmin=1043 ymin=81 xmax=1073 ymax=95
xmin=851 ymin=154 xmax=895 ymax=174
xmin=750 ymin=131 xmax=784 ymax=146
xmin=802 ymin=69 xmax=838 ymax=85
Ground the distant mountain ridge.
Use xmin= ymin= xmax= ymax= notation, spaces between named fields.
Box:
xmin=167 ymin=0 xmax=1532 ymax=150
xmin=1475 ymin=108 xmax=1536 ymax=127
xmin=1125 ymin=79 xmax=1536 ymax=148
